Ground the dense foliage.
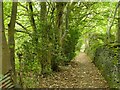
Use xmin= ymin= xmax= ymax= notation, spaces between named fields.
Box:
xmin=2 ymin=1 xmax=120 ymax=88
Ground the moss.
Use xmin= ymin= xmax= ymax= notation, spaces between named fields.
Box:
xmin=93 ymin=44 xmax=120 ymax=88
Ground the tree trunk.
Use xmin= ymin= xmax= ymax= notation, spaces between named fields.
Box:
xmin=8 ymin=1 xmax=18 ymax=82
xmin=118 ymin=1 xmax=120 ymax=80
xmin=0 ymin=2 xmax=11 ymax=75
xmin=56 ymin=2 xmax=66 ymax=47
xmin=40 ymin=2 xmax=52 ymax=75
xmin=62 ymin=3 xmax=70 ymax=45
xmin=118 ymin=1 xmax=120 ymax=43
xmin=51 ymin=2 xmax=66 ymax=71
xmin=28 ymin=2 xmax=38 ymax=47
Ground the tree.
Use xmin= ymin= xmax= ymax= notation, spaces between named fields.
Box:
xmin=118 ymin=1 xmax=120 ymax=43
xmin=28 ymin=2 xmax=38 ymax=49
xmin=0 ymin=2 xmax=2 ymax=75
xmin=0 ymin=1 xmax=11 ymax=77
xmin=117 ymin=1 xmax=120 ymax=81
xmin=8 ymin=1 xmax=18 ymax=82
xmin=51 ymin=2 xmax=66 ymax=71
xmin=40 ymin=2 xmax=52 ymax=75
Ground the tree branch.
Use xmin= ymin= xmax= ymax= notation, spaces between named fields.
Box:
xmin=16 ymin=21 xmax=28 ymax=31
xmin=107 ymin=3 xmax=119 ymax=38
xmin=15 ymin=29 xmax=31 ymax=36
xmin=15 ymin=21 xmax=32 ymax=36
xmin=19 ymin=2 xmax=28 ymax=11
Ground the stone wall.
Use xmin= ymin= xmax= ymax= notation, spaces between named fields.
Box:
xmin=93 ymin=44 xmax=120 ymax=88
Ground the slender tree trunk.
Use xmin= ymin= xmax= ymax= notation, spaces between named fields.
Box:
xmin=0 ymin=2 xmax=11 ymax=75
xmin=28 ymin=2 xmax=38 ymax=46
xmin=29 ymin=2 xmax=36 ymax=33
xmin=0 ymin=2 xmax=2 ymax=75
xmin=8 ymin=1 xmax=18 ymax=82
xmin=28 ymin=2 xmax=39 ymax=66
xmin=51 ymin=2 xmax=66 ymax=71
xmin=118 ymin=1 xmax=120 ymax=80
xmin=56 ymin=2 xmax=65 ymax=47
xmin=61 ymin=3 xmax=69 ymax=44
xmin=106 ymin=3 xmax=118 ymax=43
xmin=40 ymin=2 xmax=52 ymax=75
xmin=118 ymin=1 xmax=120 ymax=43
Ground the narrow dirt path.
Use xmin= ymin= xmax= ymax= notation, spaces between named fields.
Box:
xmin=39 ymin=52 xmax=109 ymax=88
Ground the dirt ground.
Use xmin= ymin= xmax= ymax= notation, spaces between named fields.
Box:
xmin=38 ymin=53 xmax=109 ymax=88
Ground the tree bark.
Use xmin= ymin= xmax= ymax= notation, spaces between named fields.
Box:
xmin=0 ymin=2 xmax=2 ymax=75
xmin=51 ymin=2 xmax=66 ymax=71
xmin=40 ymin=2 xmax=52 ymax=75
xmin=0 ymin=2 xmax=11 ymax=75
xmin=61 ymin=3 xmax=69 ymax=43
xmin=56 ymin=2 xmax=66 ymax=47
xmin=118 ymin=1 xmax=120 ymax=79
xmin=8 ymin=1 xmax=18 ymax=81
xmin=118 ymin=1 xmax=120 ymax=43
xmin=28 ymin=2 xmax=38 ymax=57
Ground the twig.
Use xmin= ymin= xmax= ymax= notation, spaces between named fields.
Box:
xmin=107 ymin=3 xmax=119 ymax=38
xmin=16 ymin=21 xmax=28 ymax=31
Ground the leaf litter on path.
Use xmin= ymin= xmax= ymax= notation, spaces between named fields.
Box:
xmin=35 ymin=53 xmax=109 ymax=88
